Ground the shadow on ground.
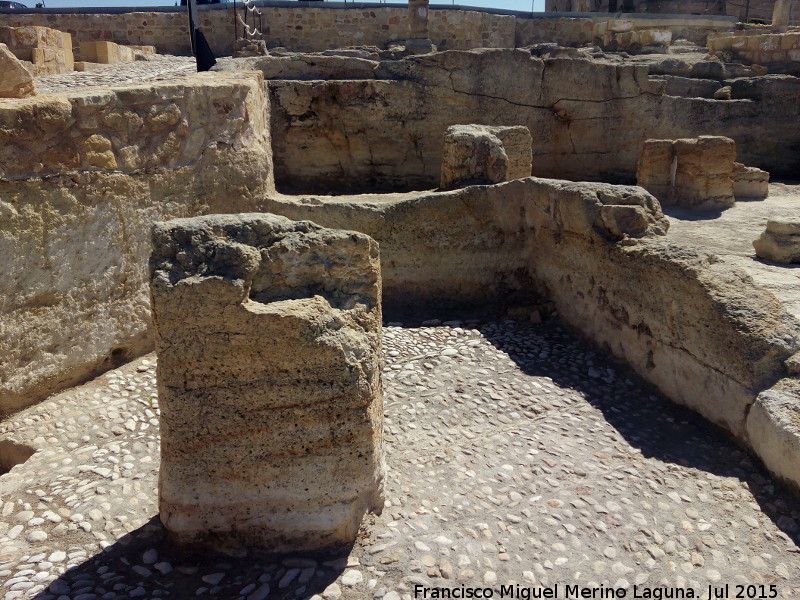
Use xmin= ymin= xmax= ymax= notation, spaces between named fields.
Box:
xmin=478 ymin=319 xmax=800 ymax=548
xmin=31 ymin=514 xmax=348 ymax=600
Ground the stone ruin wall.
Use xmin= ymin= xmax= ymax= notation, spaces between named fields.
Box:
xmin=263 ymin=49 xmax=800 ymax=194
xmin=0 ymin=7 xmax=515 ymax=56
xmin=4 ymin=48 xmax=800 ymax=418
xmin=709 ymin=29 xmax=800 ymax=64
xmin=0 ymin=71 xmax=274 ymax=415
xmin=0 ymin=6 xmax=734 ymax=58
xmin=520 ymin=14 xmax=733 ymax=46
xmin=548 ymin=0 xmax=800 ymax=26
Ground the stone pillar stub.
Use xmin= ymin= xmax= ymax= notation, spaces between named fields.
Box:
xmin=409 ymin=0 xmax=430 ymax=40
xmin=636 ymin=135 xmax=737 ymax=210
xmin=150 ymin=213 xmax=385 ymax=556
xmin=772 ymin=0 xmax=791 ymax=32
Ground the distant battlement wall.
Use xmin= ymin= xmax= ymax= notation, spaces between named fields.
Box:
xmin=0 ymin=2 xmax=736 ymax=56
xmin=547 ymin=0 xmax=800 ymax=26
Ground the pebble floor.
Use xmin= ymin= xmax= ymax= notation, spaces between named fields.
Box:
xmin=34 ymin=56 xmax=196 ymax=95
xmin=1 ymin=320 xmax=800 ymax=600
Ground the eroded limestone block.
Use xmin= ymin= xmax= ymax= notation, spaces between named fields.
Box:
xmin=673 ymin=136 xmax=736 ymax=209
xmin=753 ymin=218 xmax=800 ymax=263
xmin=637 ymin=136 xmax=736 ymax=210
xmin=150 ymin=213 xmax=385 ymax=555
xmin=636 ymin=139 xmax=675 ymax=202
xmin=0 ymin=43 xmax=35 ymax=98
xmin=733 ymin=162 xmax=769 ymax=199
xmin=746 ymin=378 xmax=800 ymax=491
xmin=441 ymin=124 xmax=532 ymax=190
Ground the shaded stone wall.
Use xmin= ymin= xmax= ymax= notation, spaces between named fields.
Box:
xmin=726 ymin=0 xmax=800 ymax=24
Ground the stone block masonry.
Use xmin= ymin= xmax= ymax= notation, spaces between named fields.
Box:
xmin=708 ymin=30 xmax=800 ymax=65
xmin=0 ymin=7 xmax=734 ymax=57
xmin=0 ymin=25 xmax=71 ymax=75
xmin=637 ymin=135 xmax=738 ymax=210
xmin=150 ymin=213 xmax=385 ymax=555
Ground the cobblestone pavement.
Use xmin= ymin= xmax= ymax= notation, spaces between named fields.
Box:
xmin=1 ymin=320 xmax=799 ymax=600
xmin=34 ymin=56 xmax=196 ymax=95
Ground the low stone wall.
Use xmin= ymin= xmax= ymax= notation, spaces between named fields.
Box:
xmin=0 ymin=6 xmax=518 ymax=57
xmin=0 ymin=5 xmax=737 ymax=57
xmin=708 ymin=30 xmax=800 ymax=64
xmin=0 ymin=72 xmax=274 ymax=414
xmin=516 ymin=14 xmax=734 ymax=47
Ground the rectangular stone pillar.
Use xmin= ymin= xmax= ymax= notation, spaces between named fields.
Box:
xmin=409 ymin=0 xmax=430 ymax=40
xmin=637 ymin=135 xmax=736 ymax=210
xmin=150 ymin=213 xmax=385 ymax=556
xmin=772 ymin=0 xmax=791 ymax=32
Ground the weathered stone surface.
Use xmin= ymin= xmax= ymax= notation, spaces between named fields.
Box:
xmin=440 ymin=124 xmax=531 ymax=189
xmin=262 ymin=49 xmax=800 ymax=194
xmin=747 ymin=378 xmax=800 ymax=491
xmin=151 ymin=213 xmax=385 ymax=555
xmin=733 ymin=161 xmax=769 ymax=199
xmin=0 ymin=72 xmax=273 ymax=414
xmin=0 ymin=43 xmax=35 ymax=98
xmin=637 ymin=136 xmax=736 ymax=210
xmin=772 ymin=0 xmax=792 ymax=32
xmin=595 ymin=24 xmax=673 ymax=54
xmin=636 ymin=139 xmax=675 ymax=201
xmin=753 ymin=217 xmax=800 ymax=263
xmin=441 ymin=125 xmax=507 ymax=189
xmin=673 ymin=136 xmax=736 ymax=209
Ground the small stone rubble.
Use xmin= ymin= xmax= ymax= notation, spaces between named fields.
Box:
xmin=754 ymin=218 xmax=800 ymax=263
xmin=1 ymin=320 xmax=799 ymax=599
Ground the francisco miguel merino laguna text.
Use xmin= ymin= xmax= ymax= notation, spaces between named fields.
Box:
xmin=414 ymin=584 xmax=701 ymax=599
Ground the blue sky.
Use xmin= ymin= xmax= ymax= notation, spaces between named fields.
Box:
xmin=35 ymin=0 xmax=546 ymax=12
